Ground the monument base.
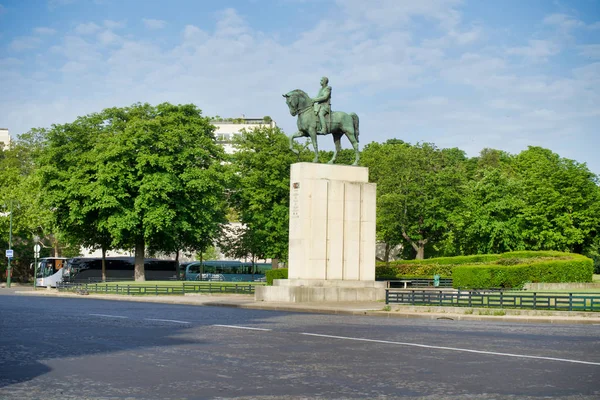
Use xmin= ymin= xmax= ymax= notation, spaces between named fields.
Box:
xmin=255 ymin=279 xmax=386 ymax=303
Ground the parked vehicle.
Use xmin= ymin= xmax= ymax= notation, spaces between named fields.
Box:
xmin=180 ymin=260 xmax=271 ymax=282
xmin=57 ymin=257 xmax=178 ymax=286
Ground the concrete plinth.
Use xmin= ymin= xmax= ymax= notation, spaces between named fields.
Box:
xmin=255 ymin=279 xmax=386 ymax=302
xmin=256 ymin=163 xmax=379 ymax=303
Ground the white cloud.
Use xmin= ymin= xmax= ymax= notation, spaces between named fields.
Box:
xmin=75 ymin=22 xmax=101 ymax=35
xmin=34 ymin=27 xmax=57 ymax=35
xmin=182 ymin=25 xmax=207 ymax=42
xmin=48 ymin=0 xmax=76 ymax=9
xmin=143 ymin=18 xmax=166 ymax=30
xmin=336 ymin=0 xmax=464 ymax=30
xmin=9 ymin=36 xmax=41 ymax=51
xmin=506 ymin=39 xmax=560 ymax=61
xmin=3 ymin=2 xmax=600 ymax=176
xmin=97 ymin=30 xmax=121 ymax=46
xmin=104 ymin=20 xmax=126 ymax=30
xmin=0 ymin=57 xmax=23 ymax=67
xmin=543 ymin=13 xmax=585 ymax=30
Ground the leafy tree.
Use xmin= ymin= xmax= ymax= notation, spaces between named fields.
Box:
xmin=514 ymin=146 xmax=600 ymax=253
xmin=0 ymin=130 xmax=69 ymax=282
xmin=228 ymin=126 xmax=309 ymax=266
xmin=362 ymin=140 xmax=467 ymax=259
xmin=39 ymin=103 xmax=228 ymax=281
xmin=448 ymin=167 xmax=526 ymax=255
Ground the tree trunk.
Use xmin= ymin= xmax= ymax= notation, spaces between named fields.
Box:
xmin=415 ymin=244 xmax=425 ymax=260
xmin=175 ymin=250 xmax=180 ymax=280
xmin=402 ymin=231 xmax=428 ymax=260
xmin=101 ymin=247 xmax=106 ymax=282
xmin=272 ymin=258 xmax=278 ymax=270
xmin=134 ymin=236 xmax=145 ymax=281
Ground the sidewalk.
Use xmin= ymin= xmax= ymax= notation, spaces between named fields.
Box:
xmin=7 ymin=286 xmax=600 ymax=325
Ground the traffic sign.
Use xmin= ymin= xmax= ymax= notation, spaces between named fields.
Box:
xmin=6 ymin=249 xmax=14 ymax=258
xmin=34 ymin=244 xmax=41 ymax=253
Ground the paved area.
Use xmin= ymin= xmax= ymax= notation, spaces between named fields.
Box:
xmin=4 ymin=285 xmax=600 ymax=325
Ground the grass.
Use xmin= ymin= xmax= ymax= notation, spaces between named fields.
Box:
xmin=82 ymin=280 xmax=266 ymax=287
xmin=593 ymin=274 xmax=600 ymax=282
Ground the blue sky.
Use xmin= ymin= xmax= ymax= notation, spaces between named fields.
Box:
xmin=1 ymin=0 xmax=599 ymax=174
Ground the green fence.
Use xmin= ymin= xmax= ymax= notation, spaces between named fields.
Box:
xmin=57 ymin=282 xmax=255 ymax=295
xmin=385 ymin=289 xmax=600 ymax=311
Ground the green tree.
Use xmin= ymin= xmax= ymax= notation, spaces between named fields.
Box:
xmin=228 ymin=126 xmax=309 ymax=265
xmin=514 ymin=146 xmax=600 ymax=253
xmin=39 ymin=103 xmax=228 ymax=281
xmin=362 ymin=140 xmax=467 ymax=259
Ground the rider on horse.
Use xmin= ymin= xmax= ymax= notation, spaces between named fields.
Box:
xmin=312 ymin=77 xmax=331 ymax=134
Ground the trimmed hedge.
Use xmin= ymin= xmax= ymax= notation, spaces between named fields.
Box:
xmin=265 ymin=268 xmax=288 ymax=286
xmin=453 ymin=254 xmax=593 ymax=289
xmin=376 ymin=251 xmax=594 ymax=289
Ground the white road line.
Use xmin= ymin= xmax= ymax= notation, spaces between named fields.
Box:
xmin=213 ymin=324 xmax=272 ymax=331
xmin=300 ymin=333 xmax=600 ymax=366
xmin=145 ymin=318 xmax=190 ymax=324
xmin=88 ymin=313 xmax=128 ymax=319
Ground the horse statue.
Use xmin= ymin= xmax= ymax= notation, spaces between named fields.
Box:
xmin=283 ymin=89 xmax=360 ymax=166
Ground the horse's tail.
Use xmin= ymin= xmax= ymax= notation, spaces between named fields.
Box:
xmin=351 ymin=113 xmax=359 ymax=143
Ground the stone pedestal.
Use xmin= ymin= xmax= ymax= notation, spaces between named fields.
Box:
xmin=255 ymin=163 xmax=383 ymax=303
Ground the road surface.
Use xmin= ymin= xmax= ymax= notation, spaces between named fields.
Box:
xmin=0 ymin=293 xmax=598 ymax=399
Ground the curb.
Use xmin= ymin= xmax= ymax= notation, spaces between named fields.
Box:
xmin=11 ymin=290 xmax=600 ymax=325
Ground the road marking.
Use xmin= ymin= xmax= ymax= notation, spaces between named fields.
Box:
xmin=300 ymin=333 xmax=600 ymax=366
xmin=89 ymin=313 xmax=128 ymax=319
xmin=145 ymin=318 xmax=190 ymax=324
xmin=213 ymin=324 xmax=271 ymax=331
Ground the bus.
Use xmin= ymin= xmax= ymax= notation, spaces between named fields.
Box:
xmin=35 ymin=257 xmax=69 ymax=288
xmin=62 ymin=257 xmax=178 ymax=284
xmin=181 ymin=260 xmax=271 ymax=282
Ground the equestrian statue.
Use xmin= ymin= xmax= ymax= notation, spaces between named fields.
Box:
xmin=283 ymin=77 xmax=360 ymax=166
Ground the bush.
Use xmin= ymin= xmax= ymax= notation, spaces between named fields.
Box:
xmin=376 ymin=251 xmax=593 ymax=288
xmin=265 ymin=268 xmax=288 ymax=286
xmin=453 ymin=254 xmax=593 ymax=289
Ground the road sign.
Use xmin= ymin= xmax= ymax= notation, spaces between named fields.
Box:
xmin=34 ymin=244 xmax=41 ymax=253
xmin=6 ymin=249 xmax=13 ymax=258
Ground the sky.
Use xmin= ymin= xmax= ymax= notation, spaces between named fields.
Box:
xmin=1 ymin=0 xmax=599 ymax=174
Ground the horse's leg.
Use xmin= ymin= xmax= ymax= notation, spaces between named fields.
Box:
xmin=344 ymin=122 xmax=360 ymax=166
xmin=309 ymin=128 xmax=319 ymax=163
xmin=328 ymin=132 xmax=342 ymax=164
xmin=289 ymin=131 xmax=304 ymax=155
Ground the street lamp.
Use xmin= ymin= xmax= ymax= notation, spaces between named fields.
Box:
xmin=33 ymin=235 xmax=40 ymax=289
xmin=0 ymin=201 xmax=14 ymax=288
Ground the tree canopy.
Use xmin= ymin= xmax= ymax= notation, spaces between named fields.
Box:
xmin=38 ymin=103 xmax=228 ymax=280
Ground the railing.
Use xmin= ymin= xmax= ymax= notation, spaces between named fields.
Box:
xmin=386 ymin=278 xmax=453 ymax=288
xmin=57 ymin=282 xmax=256 ymax=295
xmin=385 ymin=289 xmax=600 ymax=312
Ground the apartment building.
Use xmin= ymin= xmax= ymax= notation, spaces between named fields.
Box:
xmin=0 ymin=128 xmax=10 ymax=150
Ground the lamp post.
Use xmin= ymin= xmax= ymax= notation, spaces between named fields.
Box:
xmin=6 ymin=201 xmax=13 ymax=288
xmin=33 ymin=235 xmax=40 ymax=289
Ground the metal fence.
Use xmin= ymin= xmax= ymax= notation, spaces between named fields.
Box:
xmin=57 ymin=282 xmax=256 ymax=295
xmin=385 ymin=289 xmax=600 ymax=312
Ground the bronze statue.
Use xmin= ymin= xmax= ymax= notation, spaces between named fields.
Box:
xmin=313 ymin=76 xmax=331 ymax=134
xmin=283 ymin=77 xmax=360 ymax=165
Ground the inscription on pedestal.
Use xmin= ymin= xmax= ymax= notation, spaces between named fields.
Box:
xmin=291 ymin=182 xmax=300 ymax=219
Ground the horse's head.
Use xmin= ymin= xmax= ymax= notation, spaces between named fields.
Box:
xmin=283 ymin=89 xmax=310 ymax=117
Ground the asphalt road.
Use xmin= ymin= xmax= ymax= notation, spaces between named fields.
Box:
xmin=0 ymin=293 xmax=598 ymax=399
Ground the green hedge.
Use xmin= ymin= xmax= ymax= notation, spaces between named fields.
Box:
xmin=265 ymin=268 xmax=288 ymax=286
xmin=376 ymin=251 xmax=594 ymax=288
xmin=453 ymin=254 xmax=593 ymax=288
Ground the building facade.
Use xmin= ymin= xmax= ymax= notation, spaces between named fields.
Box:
xmin=0 ymin=128 xmax=10 ymax=150
xmin=213 ymin=117 xmax=276 ymax=154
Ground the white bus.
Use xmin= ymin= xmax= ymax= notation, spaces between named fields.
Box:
xmin=35 ymin=257 xmax=68 ymax=288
